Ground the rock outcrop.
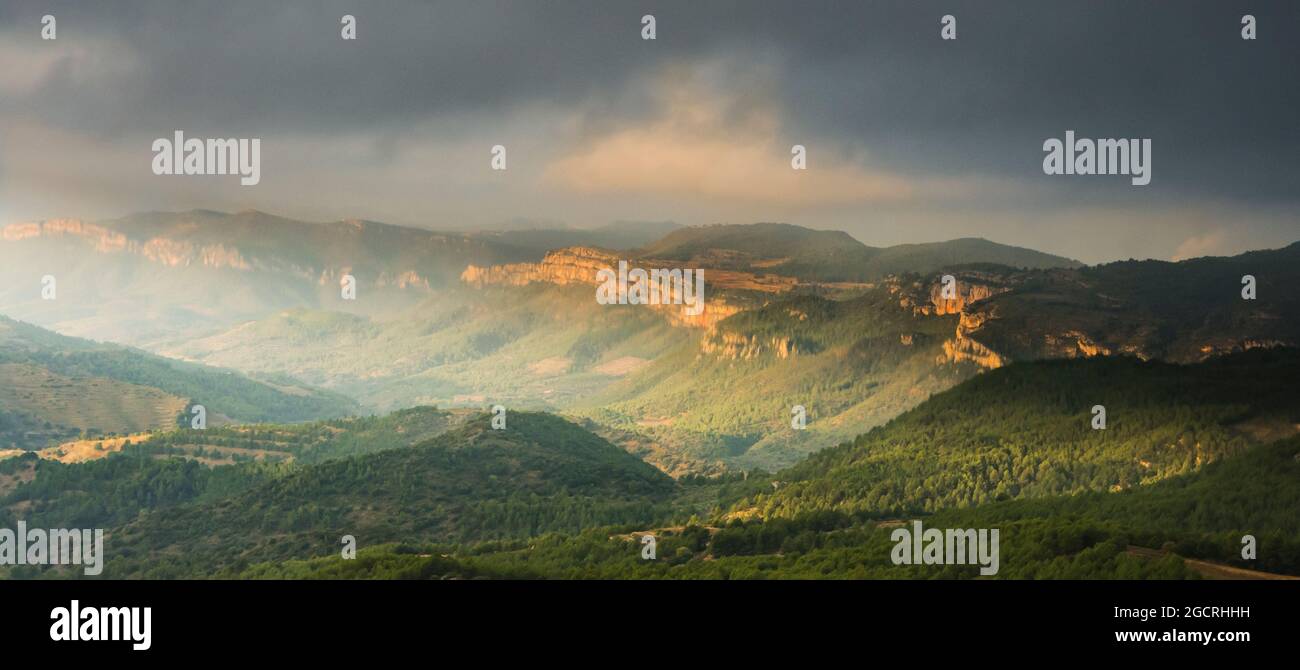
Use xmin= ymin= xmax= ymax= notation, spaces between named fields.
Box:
xmin=461 ymin=247 xmax=782 ymax=329
xmin=2 ymin=218 xmax=435 ymax=290
xmin=461 ymin=247 xmax=618 ymax=287
xmin=699 ymin=331 xmax=800 ymax=360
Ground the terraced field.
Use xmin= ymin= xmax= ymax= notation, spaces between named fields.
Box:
xmin=0 ymin=363 xmax=187 ymax=442
xmin=124 ymin=406 xmax=479 ymax=466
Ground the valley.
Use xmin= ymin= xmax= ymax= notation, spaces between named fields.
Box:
xmin=2 ymin=210 xmax=1298 ymax=580
xmin=1 ymin=347 xmax=1282 ymax=580
xmin=4 ymin=212 xmax=1299 ymax=475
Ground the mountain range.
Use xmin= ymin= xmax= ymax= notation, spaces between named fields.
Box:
xmin=1 ymin=210 xmax=1099 ymax=471
xmin=2 ymin=209 xmax=1299 ymax=580
xmin=3 ymin=210 xmax=1297 ymax=472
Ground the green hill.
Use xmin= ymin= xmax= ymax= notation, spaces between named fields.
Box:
xmin=9 ymin=350 xmax=1299 ymax=580
xmin=745 ymin=348 xmax=1300 ymax=519
xmin=0 ymin=406 xmax=468 ymax=536
xmin=865 ymin=237 xmax=1084 ymax=277
xmin=114 ymin=405 xmax=474 ymax=466
xmin=233 ymin=353 xmax=1300 ymax=580
xmin=92 ymin=412 xmax=676 ymax=577
xmin=229 ymin=425 xmax=1300 ymax=581
xmin=573 ymin=287 xmax=982 ymax=472
xmin=0 ymin=315 xmax=359 ymax=448
xmin=0 ymin=362 xmax=187 ymax=447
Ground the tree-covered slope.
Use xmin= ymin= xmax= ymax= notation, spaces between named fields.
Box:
xmin=573 ymin=287 xmax=983 ymax=472
xmin=961 ymin=241 xmax=1300 ymax=363
xmin=743 ymin=348 xmax=1300 ymax=519
xmin=0 ymin=407 xmax=467 ymax=534
xmin=0 ymin=316 xmax=360 ymax=448
xmin=95 ymin=412 xmax=676 ymax=577
xmin=243 ymin=430 xmax=1300 ymax=581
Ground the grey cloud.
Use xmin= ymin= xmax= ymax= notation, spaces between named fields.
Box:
xmin=0 ymin=0 xmax=1296 ymax=259
xmin=3 ymin=1 xmax=1296 ymax=200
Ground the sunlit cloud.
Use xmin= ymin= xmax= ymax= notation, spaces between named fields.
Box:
xmin=1172 ymin=231 xmax=1232 ymax=262
xmin=543 ymin=64 xmax=917 ymax=206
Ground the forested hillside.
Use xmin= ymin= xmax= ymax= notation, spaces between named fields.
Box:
xmin=234 ymin=435 xmax=1300 ymax=580
xmin=960 ymin=241 xmax=1300 ymax=364
xmin=93 ymin=412 xmax=676 ymax=577
xmin=744 ymin=348 xmax=1300 ymax=518
xmin=575 ymin=287 xmax=981 ymax=471
xmin=0 ymin=316 xmax=359 ymax=449
xmin=0 ymin=407 xmax=468 ymax=536
xmin=5 ymin=351 xmax=1297 ymax=580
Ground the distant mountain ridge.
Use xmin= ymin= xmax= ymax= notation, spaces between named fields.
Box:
xmin=951 ymin=241 xmax=1300 ymax=365
xmin=470 ymin=220 xmax=683 ymax=255
xmin=0 ymin=210 xmax=538 ymax=343
xmin=0 ymin=315 xmax=359 ymax=449
xmin=634 ymin=223 xmax=1082 ymax=282
xmin=458 ymin=222 xmax=1083 ymax=330
xmin=7 ymin=208 xmax=1295 ymax=475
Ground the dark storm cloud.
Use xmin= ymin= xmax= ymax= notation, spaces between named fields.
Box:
xmin=1 ymin=1 xmax=1297 ymax=215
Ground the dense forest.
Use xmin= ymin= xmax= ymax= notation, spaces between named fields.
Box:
xmin=235 ymin=435 xmax=1299 ymax=580
xmin=743 ymin=348 xmax=1300 ymax=517
xmin=3 ymin=350 xmax=1298 ymax=580
xmin=82 ymin=412 xmax=677 ymax=578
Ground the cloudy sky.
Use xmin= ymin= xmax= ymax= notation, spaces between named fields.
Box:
xmin=1 ymin=0 xmax=1296 ymax=263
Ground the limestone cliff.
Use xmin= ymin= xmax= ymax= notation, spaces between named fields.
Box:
xmin=699 ymin=331 xmax=800 ymax=360
xmin=461 ymin=247 xmax=776 ymax=329
xmin=461 ymin=247 xmax=618 ymax=287
xmin=2 ymin=218 xmax=434 ymax=290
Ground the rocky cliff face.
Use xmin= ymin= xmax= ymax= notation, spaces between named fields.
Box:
xmin=935 ymin=307 xmax=1007 ymax=368
xmin=2 ymin=218 xmax=436 ymax=290
xmin=461 ymin=247 xmax=618 ymax=287
xmin=939 ymin=249 xmax=1300 ymax=366
xmin=925 ymin=280 xmax=1008 ymax=316
xmin=876 ymin=271 xmax=1021 ymax=369
xmin=461 ymin=247 xmax=773 ymax=329
xmin=887 ymin=271 xmax=1018 ymax=317
xmin=4 ymin=219 xmax=129 ymax=253
xmin=462 ymin=247 xmax=801 ymax=294
xmin=5 ymin=219 xmax=252 ymax=270
xmin=939 ymin=336 xmax=1006 ymax=368
xmin=699 ymin=331 xmax=800 ymax=359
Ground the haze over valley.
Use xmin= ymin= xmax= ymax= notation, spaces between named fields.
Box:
xmin=3 ymin=1 xmax=1298 ymax=583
